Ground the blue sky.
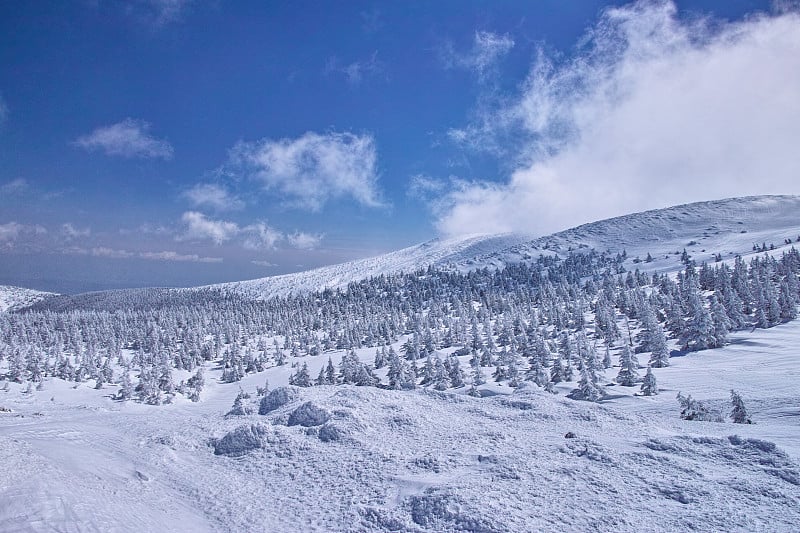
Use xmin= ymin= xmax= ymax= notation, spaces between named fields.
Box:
xmin=1 ymin=0 xmax=796 ymax=293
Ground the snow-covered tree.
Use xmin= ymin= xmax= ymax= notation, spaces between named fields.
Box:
xmin=729 ymin=389 xmax=752 ymax=424
xmin=616 ymin=343 xmax=639 ymax=386
xmin=640 ymin=366 xmax=658 ymax=396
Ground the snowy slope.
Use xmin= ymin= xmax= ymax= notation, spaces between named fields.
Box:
xmin=1 ymin=322 xmax=799 ymax=532
xmin=211 ymin=195 xmax=800 ymax=299
xmin=0 ymin=285 xmax=57 ymax=313
xmin=491 ymin=194 xmax=800 ymax=272
xmin=208 ymin=232 xmax=531 ymax=299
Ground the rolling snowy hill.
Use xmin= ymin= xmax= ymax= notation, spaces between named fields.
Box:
xmin=0 ymin=285 xmax=57 ymax=313
xmin=210 ymin=195 xmax=800 ymax=299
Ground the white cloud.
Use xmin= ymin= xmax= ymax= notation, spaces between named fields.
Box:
xmin=74 ymin=118 xmax=173 ymax=159
xmin=182 ymin=183 xmax=244 ymax=211
xmin=82 ymin=246 xmax=220 ymax=263
xmin=0 ymin=222 xmax=22 ymax=242
xmin=178 ymin=211 xmax=323 ymax=253
xmin=287 ymin=231 xmax=323 ymax=250
xmin=407 ymin=174 xmax=446 ymax=199
xmin=0 ymin=178 xmax=27 ymax=196
xmin=251 ymin=260 xmax=278 ymax=267
xmin=242 ymin=222 xmax=283 ymax=250
xmin=228 ymin=131 xmax=382 ymax=211
xmin=439 ymin=1 xmax=800 ymax=237
xmin=91 ymin=247 xmax=135 ymax=259
xmin=61 ymin=223 xmax=91 ymax=240
xmin=443 ymin=31 xmax=515 ymax=80
xmin=0 ymin=222 xmax=46 ymax=250
xmin=180 ymin=211 xmax=239 ymax=244
xmin=139 ymin=250 xmax=222 ymax=263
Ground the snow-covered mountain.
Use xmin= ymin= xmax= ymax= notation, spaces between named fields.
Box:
xmin=0 ymin=285 xmax=57 ymax=313
xmin=207 ymin=232 xmax=533 ymax=299
xmin=212 ymin=195 xmax=800 ymax=299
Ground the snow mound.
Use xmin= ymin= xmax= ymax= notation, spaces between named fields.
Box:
xmin=287 ymin=401 xmax=330 ymax=427
xmin=258 ymin=386 xmax=300 ymax=415
xmin=213 ymin=423 xmax=272 ymax=456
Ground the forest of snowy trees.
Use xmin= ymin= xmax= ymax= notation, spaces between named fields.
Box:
xmin=1 ymin=245 xmax=798 ymax=405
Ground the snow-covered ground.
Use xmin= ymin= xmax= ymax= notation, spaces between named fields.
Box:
xmin=0 ymin=285 xmax=57 ymax=313
xmin=2 ymin=194 xmax=799 ymax=531
xmin=2 ymin=321 xmax=799 ymax=532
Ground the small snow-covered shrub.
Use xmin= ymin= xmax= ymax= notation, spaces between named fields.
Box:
xmin=258 ymin=386 xmax=300 ymax=415
xmin=677 ymin=392 xmax=723 ymax=422
xmin=287 ymin=401 xmax=330 ymax=427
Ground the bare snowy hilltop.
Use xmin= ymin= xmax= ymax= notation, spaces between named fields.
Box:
xmin=0 ymin=285 xmax=57 ymax=313
xmin=2 ymin=195 xmax=800 ymax=532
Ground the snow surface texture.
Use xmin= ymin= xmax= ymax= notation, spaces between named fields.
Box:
xmin=2 ymin=194 xmax=800 ymax=531
xmin=211 ymin=195 xmax=800 ymax=299
xmin=1 ymin=323 xmax=800 ymax=532
xmin=0 ymin=285 xmax=56 ymax=313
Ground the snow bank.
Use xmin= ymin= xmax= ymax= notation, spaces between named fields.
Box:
xmin=287 ymin=401 xmax=330 ymax=427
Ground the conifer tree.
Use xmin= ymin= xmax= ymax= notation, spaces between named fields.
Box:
xmin=640 ymin=366 xmax=658 ymax=396
xmin=616 ymin=343 xmax=639 ymax=387
xmin=730 ymin=389 xmax=752 ymax=424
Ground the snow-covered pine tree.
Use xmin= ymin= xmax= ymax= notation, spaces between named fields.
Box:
xmin=640 ymin=366 xmax=657 ymax=396
xmin=616 ymin=343 xmax=639 ymax=387
xmin=290 ymin=362 xmax=312 ymax=387
xmin=729 ymin=389 xmax=752 ymax=424
xmin=648 ymin=321 xmax=670 ymax=368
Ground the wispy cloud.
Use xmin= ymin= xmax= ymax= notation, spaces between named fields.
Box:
xmin=81 ymin=246 xmax=221 ymax=263
xmin=139 ymin=250 xmax=222 ymax=263
xmin=227 ymin=131 xmax=383 ymax=211
xmin=0 ymin=222 xmax=47 ymax=250
xmin=180 ymin=211 xmax=239 ymax=244
xmin=442 ymin=31 xmax=515 ymax=81
xmin=438 ymin=1 xmax=800 ymax=237
xmin=179 ymin=211 xmax=285 ymax=251
xmin=407 ymin=174 xmax=446 ymax=200
xmin=325 ymin=51 xmax=384 ymax=85
xmin=182 ymin=183 xmax=244 ymax=211
xmin=147 ymin=0 xmax=191 ymax=26
xmin=0 ymin=178 xmax=28 ymax=196
xmin=251 ymin=259 xmax=278 ymax=267
xmin=360 ymin=9 xmax=383 ymax=34
xmin=287 ymin=231 xmax=323 ymax=250
xmin=242 ymin=222 xmax=283 ymax=250
xmin=61 ymin=223 xmax=91 ymax=240
xmin=74 ymin=118 xmax=173 ymax=159
xmin=90 ymin=247 xmax=135 ymax=259
xmin=0 ymin=222 xmax=23 ymax=243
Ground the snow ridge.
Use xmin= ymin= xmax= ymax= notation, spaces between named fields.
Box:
xmin=0 ymin=285 xmax=57 ymax=313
